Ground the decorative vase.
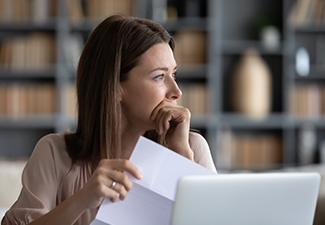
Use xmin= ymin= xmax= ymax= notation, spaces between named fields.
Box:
xmin=231 ymin=49 xmax=272 ymax=119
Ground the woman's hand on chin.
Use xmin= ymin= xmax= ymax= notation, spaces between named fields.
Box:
xmin=150 ymin=101 xmax=194 ymax=160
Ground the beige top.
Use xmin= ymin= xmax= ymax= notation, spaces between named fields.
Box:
xmin=2 ymin=132 xmax=217 ymax=225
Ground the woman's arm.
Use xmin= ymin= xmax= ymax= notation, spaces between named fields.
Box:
xmin=2 ymin=134 xmax=142 ymax=225
xmin=28 ymin=159 xmax=142 ymax=225
xmin=27 ymin=191 xmax=85 ymax=225
xmin=151 ymin=101 xmax=217 ymax=173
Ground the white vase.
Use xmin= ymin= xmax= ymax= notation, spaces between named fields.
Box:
xmin=231 ymin=49 xmax=272 ymax=119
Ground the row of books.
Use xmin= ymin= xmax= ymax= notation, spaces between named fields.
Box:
xmin=289 ymin=0 xmax=325 ymax=27
xmin=173 ymin=30 xmax=207 ymax=65
xmin=289 ymin=84 xmax=325 ymax=119
xmin=68 ymin=0 xmax=133 ymax=24
xmin=0 ymin=0 xmax=56 ymax=24
xmin=177 ymin=83 xmax=208 ymax=116
xmin=3 ymin=82 xmax=325 ymax=119
xmin=0 ymin=0 xmax=133 ymax=25
xmin=62 ymin=84 xmax=77 ymax=116
xmin=0 ymin=83 xmax=56 ymax=116
xmin=220 ymin=129 xmax=283 ymax=170
xmin=0 ymin=32 xmax=56 ymax=71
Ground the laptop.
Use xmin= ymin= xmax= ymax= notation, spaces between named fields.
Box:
xmin=170 ymin=173 xmax=320 ymax=225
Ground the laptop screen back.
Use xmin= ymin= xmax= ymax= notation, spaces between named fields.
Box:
xmin=171 ymin=173 xmax=320 ymax=225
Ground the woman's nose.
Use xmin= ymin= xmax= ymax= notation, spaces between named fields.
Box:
xmin=166 ymin=76 xmax=182 ymax=101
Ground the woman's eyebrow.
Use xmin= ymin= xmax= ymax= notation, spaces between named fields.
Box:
xmin=149 ymin=66 xmax=178 ymax=73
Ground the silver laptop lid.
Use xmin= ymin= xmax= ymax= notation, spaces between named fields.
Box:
xmin=171 ymin=173 xmax=320 ymax=225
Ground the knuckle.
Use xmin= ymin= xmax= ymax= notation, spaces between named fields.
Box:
xmin=98 ymin=160 xmax=104 ymax=167
xmin=183 ymin=107 xmax=191 ymax=117
xmin=111 ymin=193 xmax=119 ymax=203
xmin=121 ymin=159 xmax=129 ymax=167
xmin=114 ymin=185 xmax=121 ymax=192
xmin=128 ymin=181 xmax=133 ymax=190
xmin=120 ymin=190 xmax=128 ymax=201
xmin=124 ymin=180 xmax=133 ymax=192
xmin=98 ymin=159 xmax=109 ymax=166
xmin=97 ymin=183 xmax=106 ymax=194
xmin=95 ymin=167 xmax=105 ymax=176
xmin=121 ymin=173 xmax=129 ymax=183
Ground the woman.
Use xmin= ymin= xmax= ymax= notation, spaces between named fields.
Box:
xmin=2 ymin=15 xmax=216 ymax=225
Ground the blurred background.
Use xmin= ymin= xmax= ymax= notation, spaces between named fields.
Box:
xmin=1 ymin=0 xmax=325 ymax=223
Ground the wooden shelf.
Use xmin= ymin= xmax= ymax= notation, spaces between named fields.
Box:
xmin=220 ymin=113 xmax=286 ymax=128
xmin=222 ymin=40 xmax=285 ymax=55
xmin=0 ymin=115 xmax=56 ymax=129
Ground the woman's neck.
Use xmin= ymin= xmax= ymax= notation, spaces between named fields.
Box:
xmin=121 ymin=127 xmax=145 ymax=159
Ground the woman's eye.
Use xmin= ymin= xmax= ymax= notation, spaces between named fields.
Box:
xmin=154 ymin=74 xmax=164 ymax=80
xmin=172 ymin=71 xmax=177 ymax=80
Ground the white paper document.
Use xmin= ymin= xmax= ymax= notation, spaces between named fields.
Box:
xmin=90 ymin=136 xmax=216 ymax=225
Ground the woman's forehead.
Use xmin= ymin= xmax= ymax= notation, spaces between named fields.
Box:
xmin=136 ymin=43 xmax=176 ymax=71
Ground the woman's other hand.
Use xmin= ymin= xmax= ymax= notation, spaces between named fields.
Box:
xmin=77 ymin=159 xmax=142 ymax=210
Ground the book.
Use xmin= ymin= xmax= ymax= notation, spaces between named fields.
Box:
xmin=85 ymin=0 xmax=133 ymax=22
xmin=220 ymin=131 xmax=283 ymax=170
xmin=289 ymin=84 xmax=325 ymax=119
xmin=0 ymin=32 xmax=56 ymax=71
xmin=0 ymin=39 xmax=11 ymax=69
xmin=313 ymin=0 xmax=324 ymax=26
xmin=0 ymin=83 xmax=55 ymax=116
xmin=68 ymin=0 xmax=84 ymax=24
xmin=0 ymin=0 xmax=54 ymax=24
xmin=62 ymin=83 xmax=77 ymax=116
xmin=289 ymin=0 xmax=325 ymax=27
xmin=177 ymin=83 xmax=207 ymax=116
xmin=31 ymin=0 xmax=52 ymax=24
xmin=174 ymin=30 xmax=207 ymax=65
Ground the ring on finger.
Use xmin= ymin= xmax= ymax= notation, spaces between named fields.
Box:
xmin=110 ymin=181 xmax=117 ymax=189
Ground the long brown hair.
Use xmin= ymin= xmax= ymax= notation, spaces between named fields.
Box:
xmin=64 ymin=15 xmax=174 ymax=171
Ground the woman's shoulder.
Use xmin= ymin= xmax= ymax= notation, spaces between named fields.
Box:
xmin=189 ymin=131 xmax=217 ymax=173
xmin=28 ymin=133 xmax=72 ymax=173
xmin=33 ymin=133 xmax=68 ymax=158
xmin=37 ymin=133 xmax=65 ymax=146
xmin=189 ymin=131 xmax=209 ymax=150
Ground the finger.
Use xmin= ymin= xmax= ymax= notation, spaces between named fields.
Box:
xmin=110 ymin=190 xmax=120 ymax=203
xmin=155 ymin=106 xmax=189 ymax=135
xmin=151 ymin=101 xmax=173 ymax=120
xmin=153 ymin=107 xmax=168 ymax=135
xmin=94 ymin=181 xmax=120 ymax=203
xmin=150 ymin=102 xmax=164 ymax=121
xmin=156 ymin=110 xmax=172 ymax=135
xmin=106 ymin=170 xmax=133 ymax=191
xmin=94 ymin=170 xmax=128 ymax=202
xmin=110 ymin=181 xmax=128 ymax=201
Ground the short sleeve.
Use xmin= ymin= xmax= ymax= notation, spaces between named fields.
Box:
xmin=189 ymin=132 xmax=217 ymax=173
xmin=2 ymin=134 xmax=60 ymax=225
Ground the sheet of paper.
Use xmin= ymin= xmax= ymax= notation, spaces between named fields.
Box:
xmin=127 ymin=136 xmax=216 ymax=200
xmin=90 ymin=136 xmax=216 ymax=225
xmin=92 ymin=183 xmax=173 ymax=225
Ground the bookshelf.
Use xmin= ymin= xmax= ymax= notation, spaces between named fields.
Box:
xmin=1 ymin=0 xmax=324 ymax=172
xmin=287 ymin=0 xmax=325 ymax=169
xmin=214 ymin=0 xmax=325 ymax=171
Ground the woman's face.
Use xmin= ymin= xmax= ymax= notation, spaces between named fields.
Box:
xmin=120 ymin=43 xmax=182 ymax=133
